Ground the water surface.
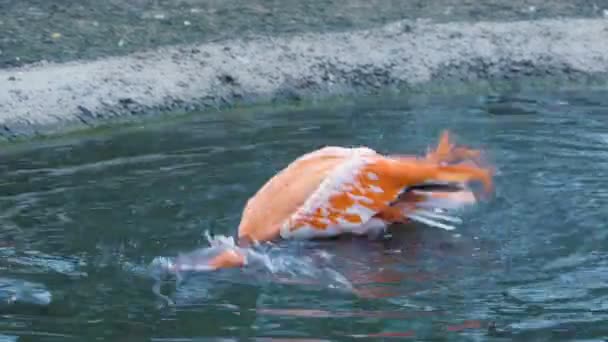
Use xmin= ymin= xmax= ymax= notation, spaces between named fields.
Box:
xmin=1 ymin=89 xmax=607 ymax=340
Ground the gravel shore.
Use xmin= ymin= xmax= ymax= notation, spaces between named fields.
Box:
xmin=1 ymin=17 xmax=607 ymax=139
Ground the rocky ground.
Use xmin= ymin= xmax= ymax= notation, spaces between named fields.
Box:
xmin=2 ymin=0 xmax=606 ymax=68
xmin=1 ymin=0 xmax=607 ymax=140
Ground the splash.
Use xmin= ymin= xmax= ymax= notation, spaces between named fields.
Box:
xmin=0 ymin=277 xmax=52 ymax=306
xmin=148 ymin=231 xmax=355 ymax=306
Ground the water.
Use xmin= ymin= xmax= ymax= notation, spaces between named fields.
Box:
xmin=1 ymin=89 xmax=607 ymax=340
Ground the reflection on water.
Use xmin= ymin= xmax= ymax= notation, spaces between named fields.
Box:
xmin=1 ymin=89 xmax=608 ymax=340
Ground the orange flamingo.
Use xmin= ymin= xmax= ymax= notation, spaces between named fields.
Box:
xmin=179 ymin=130 xmax=493 ymax=272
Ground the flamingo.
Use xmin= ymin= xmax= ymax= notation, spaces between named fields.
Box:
xmin=167 ymin=130 xmax=494 ymax=273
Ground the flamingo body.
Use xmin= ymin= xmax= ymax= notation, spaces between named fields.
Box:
xmin=178 ymin=130 xmax=494 ymax=270
xmin=237 ymin=131 xmax=493 ymax=244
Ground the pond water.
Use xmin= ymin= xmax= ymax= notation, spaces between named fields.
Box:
xmin=0 ymin=89 xmax=607 ymax=341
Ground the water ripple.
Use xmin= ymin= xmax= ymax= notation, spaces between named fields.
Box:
xmin=0 ymin=90 xmax=607 ymax=339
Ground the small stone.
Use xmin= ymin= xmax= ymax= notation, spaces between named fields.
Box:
xmin=218 ymin=73 xmax=237 ymax=85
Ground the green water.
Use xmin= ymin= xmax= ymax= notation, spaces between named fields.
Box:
xmin=1 ymin=90 xmax=608 ymax=340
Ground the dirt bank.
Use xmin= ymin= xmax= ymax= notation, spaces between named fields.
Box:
xmin=1 ymin=17 xmax=608 ymax=139
xmin=2 ymin=0 xmax=606 ymax=68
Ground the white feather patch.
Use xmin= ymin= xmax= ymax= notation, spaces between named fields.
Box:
xmin=280 ymin=147 xmax=381 ymax=239
xmin=407 ymin=213 xmax=456 ymax=231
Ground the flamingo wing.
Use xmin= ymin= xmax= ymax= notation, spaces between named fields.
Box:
xmin=237 ymin=146 xmax=376 ymax=243
xmin=279 ymin=133 xmax=493 ymax=239
xmin=279 ymin=149 xmax=403 ymax=239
